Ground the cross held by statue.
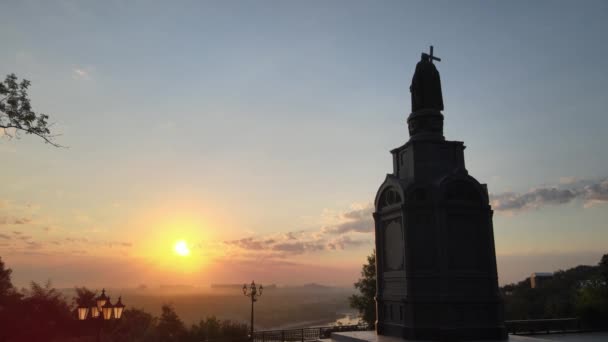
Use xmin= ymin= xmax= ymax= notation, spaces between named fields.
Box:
xmin=421 ymin=45 xmax=441 ymax=63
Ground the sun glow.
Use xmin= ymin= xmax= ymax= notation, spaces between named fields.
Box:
xmin=130 ymin=209 xmax=224 ymax=274
xmin=174 ymin=240 xmax=191 ymax=257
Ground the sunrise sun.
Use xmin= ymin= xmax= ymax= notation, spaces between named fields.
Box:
xmin=174 ymin=240 xmax=190 ymax=257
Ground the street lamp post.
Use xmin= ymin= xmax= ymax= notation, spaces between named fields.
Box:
xmin=77 ymin=289 xmax=126 ymax=342
xmin=243 ymin=281 xmax=263 ymax=341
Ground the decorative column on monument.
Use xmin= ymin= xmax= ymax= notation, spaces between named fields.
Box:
xmin=373 ymin=47 xmax=507 ymax=341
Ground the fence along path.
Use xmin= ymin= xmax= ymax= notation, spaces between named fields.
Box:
xmin=253 ymin=324 xmax=369 ymax=342
xmin=249 ymin=318 xmax=586 ymax=342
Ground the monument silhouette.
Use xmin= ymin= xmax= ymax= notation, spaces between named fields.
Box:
xmin=373 ymin=47 xmax=508 ymax=341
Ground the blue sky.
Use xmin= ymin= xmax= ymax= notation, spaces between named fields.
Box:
xmin=1 ymin=0 xmax=607 ymax=287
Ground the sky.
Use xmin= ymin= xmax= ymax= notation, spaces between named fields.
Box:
xmin=1 ymin=0 xmax=607 ymax=288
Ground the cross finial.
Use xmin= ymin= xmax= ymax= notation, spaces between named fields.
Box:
xmin=422 ymin=45 xmax=441 ymax=64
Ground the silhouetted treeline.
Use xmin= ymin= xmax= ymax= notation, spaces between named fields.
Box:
xmin=500 ymin=254 xmax=608 ymax=329
xmin=0 ymin=257 xmax=248 ymax=342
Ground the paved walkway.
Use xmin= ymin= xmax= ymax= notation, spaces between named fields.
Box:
xmin=330 ymin=331 xmax=608 ymax=342
xmin=524 ymin=332 xmax=608 ymax=342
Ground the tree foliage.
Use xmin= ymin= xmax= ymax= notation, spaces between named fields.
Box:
xmin=112 ymin=308 xmax=158 ymax=342
xmin=349 ymin=250 xmax=376 ymax=327
xmin=73 ymin=286 xmax=96 ymax=308
xmin=0 ymin=73 xmax=60 ymax=146
xmin=575 ymin=277 xmax=608 ymax=329
xmin=0 ymin=257 xmax=253 ymax=341
xmin=16 ymin=280 xmax=74 ymax=341
xmin=156 ymin=304 xmax=187 ymax=342
xmin=0 ymin=257 xmax=24 ymax=342
xmin=501 ymin=253 xmax=608 ymax=329
xmin=189 ymin=316 xmax=248 ymax=342
xmin=0 ymin=257 xmax=18 ymax=299
xmin=600 ymin=254 xmax=608 ymax=283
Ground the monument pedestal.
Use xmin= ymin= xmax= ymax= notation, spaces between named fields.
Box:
xmin=373 ymin=130 xmax=507 ymax=340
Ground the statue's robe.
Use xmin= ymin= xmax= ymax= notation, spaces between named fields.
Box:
xmin=410 ymin=59 xmax=444 ymax=112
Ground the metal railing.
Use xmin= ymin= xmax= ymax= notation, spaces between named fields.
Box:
xmin=249 ymin=318 xmax=584 ymax=341
xmin=505 ymin=318 xmax=582 ymax=335
xmin=252 ymin=324 xmax=370 ymax=342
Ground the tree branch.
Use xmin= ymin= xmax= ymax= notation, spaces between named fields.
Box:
xmin=1 ymin=73 xmax=64 ymax=148
xmin=0 ymin=125 xmax=65 ymax=148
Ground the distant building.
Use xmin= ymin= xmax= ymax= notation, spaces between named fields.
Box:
xmin=530 ymin=272 xmax=553 ymax=288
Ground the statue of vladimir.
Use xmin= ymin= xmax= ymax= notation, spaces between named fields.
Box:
xmin=410 ymin=53 xmax=444 ymax=112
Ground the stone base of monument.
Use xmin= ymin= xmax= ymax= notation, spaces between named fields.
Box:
xmin=330 ymin=331 xmax=551 ymax=342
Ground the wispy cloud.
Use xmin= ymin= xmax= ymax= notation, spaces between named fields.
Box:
xmin=72 ymin=67 xmax=91 ymax=80
xmin=224 ymin=203 xmax=374 ymax=259
xmin=491 ymin=178 xmax=608 ymax=213
xmin=224 ymin=234 xmax=326 ymax=257
xmin=0 ymin=216 xmax=33 ymax=225
xmin=63 ymin=237 xmax=134 ymax=249
xmin=322 ymin=203 xmax=374 ymax=234
xmin=0 ymin=200 xmax=40 ymax=229
xmin=26 ymin=241 xmax=43 ymax=250
xmin=327 ymin=235 xmax=370 ymax=250
xmin=13 ymin=217 xmax=32 ymax=225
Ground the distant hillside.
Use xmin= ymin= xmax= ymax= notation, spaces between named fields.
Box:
xmin=211 ymin=283 xmax=277 ymax=289
xmin=301 ymin=283 xmax=332 ymax=289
